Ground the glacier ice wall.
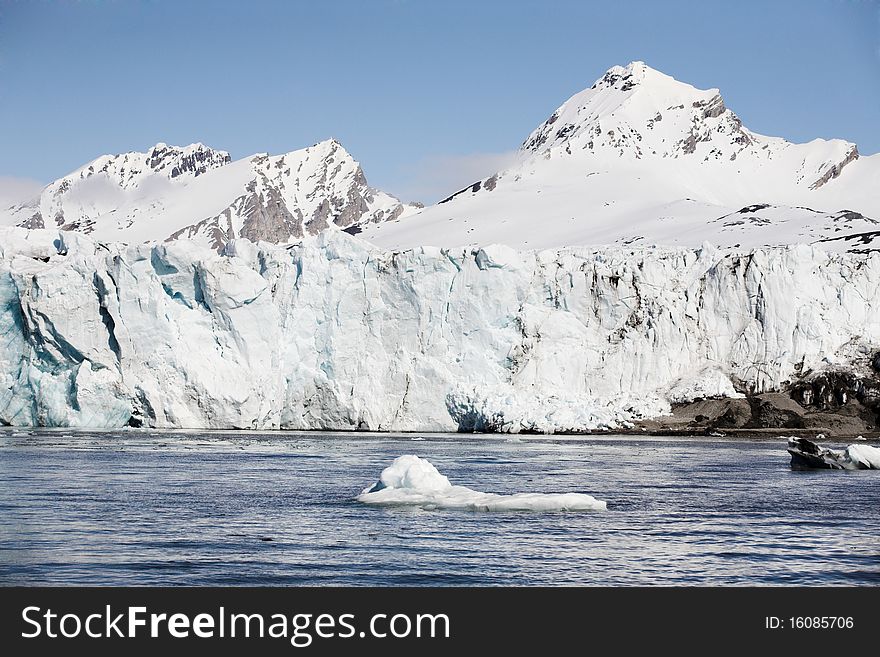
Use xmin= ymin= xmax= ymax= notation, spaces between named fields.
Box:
xmin=1 ymin=227 xmax=878 ymax=431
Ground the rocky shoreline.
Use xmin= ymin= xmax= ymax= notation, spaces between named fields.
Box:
xmin=635 ymin=391 xmax=879 ymax=440
xmin=634 ymin=357 xmax=880 ymax=440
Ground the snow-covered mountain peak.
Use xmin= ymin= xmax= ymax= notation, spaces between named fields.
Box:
xmin=521 ymin=61 xmax=748 ymax=159
xmin=307 ymin=136 xmax=344 ymax=152
xmin=362 ymin=62 xmax=878 ymax=253
xmin=590 ymin=60 xmax=669 ymax=91
xmin=246 ymin=138 xmax=362 ymax=184
xmin=521 ymin=62 xmax=863 ymax=179
xmin=153 ymin=137 xmax=420 ymax=248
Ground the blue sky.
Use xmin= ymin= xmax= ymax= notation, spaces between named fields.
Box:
xmin=1 ymin=0 xmax=878 ymax=203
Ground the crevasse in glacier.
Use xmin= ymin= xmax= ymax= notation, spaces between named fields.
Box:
xmin=1 ymin=226 xmax=878 ymax=431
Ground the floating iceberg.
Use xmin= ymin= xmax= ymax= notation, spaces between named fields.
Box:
xmin=786 ymin=437 xmax=880 ymax=470
xmin=356 ymin=455 xmax=607 ymax=511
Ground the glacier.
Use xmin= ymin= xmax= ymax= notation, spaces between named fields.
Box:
xmin=1 ymin=225 xmax=879 ymax=431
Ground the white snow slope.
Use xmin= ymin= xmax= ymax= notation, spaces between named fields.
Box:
xmin=0 ymin=140 xmax=418 ymax=252
xmin=2 ymin=226 xmax=878 ymax=431
xmin=361 ymin=62 xmax=880 ymax=254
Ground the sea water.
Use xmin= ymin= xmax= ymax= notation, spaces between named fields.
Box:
xmin=1 ymin=431 xmax=877 ymax=585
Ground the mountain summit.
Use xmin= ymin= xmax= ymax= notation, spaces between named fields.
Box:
xmin=520 ymin=61 xmax=857 ymax=186
xmin=361 ymin=62 xmax=878 ymax=253
xmin=522 ymin=61 xmax=759 ymax=160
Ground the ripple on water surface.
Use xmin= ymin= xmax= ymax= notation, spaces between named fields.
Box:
xmin=0 ymin=431 xmax=878 ymax=585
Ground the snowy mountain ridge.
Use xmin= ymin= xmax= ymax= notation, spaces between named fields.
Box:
xmin=3 ymin=138 xmax=418 ymax=251
xmin=4 ymin=61 xmax=877 ymax=255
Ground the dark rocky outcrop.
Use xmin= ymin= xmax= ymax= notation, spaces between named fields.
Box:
xmin=19 ymin=211 xmax=44 ymax=229
xmin=789 ymin=369 xmax=880 ymax=418
xmin=439 ymin=180 xmax=485 ymax=204
xmin=239 ymin=182 xmax=304 ymax=243
xmin=147 ymin=143 xmax=231 ymax=179
xmin=642 ymin=366 xmax=880 ymax=438
xmin=809 ymin=145 xmax=859 ymax=190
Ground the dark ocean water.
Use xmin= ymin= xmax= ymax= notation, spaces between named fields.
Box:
xmin=1 ymin=430 xmax=878 ymax=586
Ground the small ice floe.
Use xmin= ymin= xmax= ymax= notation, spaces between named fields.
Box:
xmin=786 ymin=437 xmax=880 ymax=470
xmin=356 ymin=455 xmax=606 ymax=511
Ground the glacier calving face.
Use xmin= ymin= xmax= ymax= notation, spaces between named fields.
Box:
xmin=1 ymin=227 xmax=879 ymax=431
